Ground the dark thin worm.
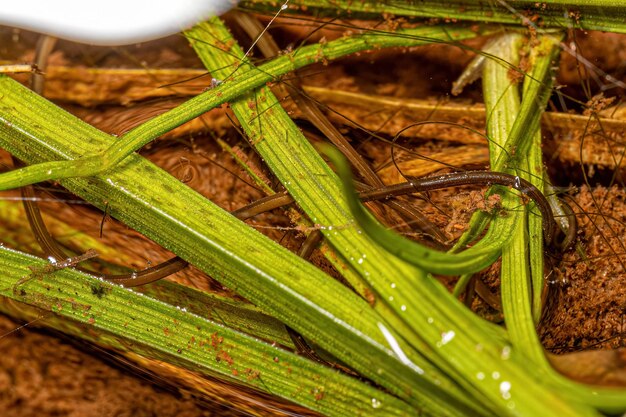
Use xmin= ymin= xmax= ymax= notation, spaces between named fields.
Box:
xmin=231 ymin=184 xmax=448 ymax=248
xmin=231 ymin=168 xmax=576 ymax=250
xmin=358 ymin=170 xmax=566 ymax=247
xmin=474 ymin=277 xmax=502 ymax=311
xmin=353 ymin=180 xmax=447 ymax=248
xmin=230 ymin=183 xmax=449 ymax=244
xmin=297 ymin=230 xmax=323 ymax=259
xmin=285 ymin=325 xmax=359 ymax=376
xmin=230 ymin=190 xmax=292 ymax=220
xmin=285 ymin=326 xmax=330 ymax=365
xmin=21 ymin=178 xmax=189 ymax=286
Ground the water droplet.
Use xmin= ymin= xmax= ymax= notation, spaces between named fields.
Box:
xmin=492 ymin=371 xmax=500 ymax=380
xmin=476 ymin=372 xmax=485 ymax=380
xmin=427 ymin=317 xmax=434 ymax=324
xmin=513 ymin=176 xmax=521 ymax=188
xmin=440 ymin=330 xmax=455 ymax=345
xmin=388 ymin=296 xmax=394 ymax=302
xmin=46 ymin=169 xmax=52 ymax=175
xmin=281 ymin=3 xmax=288 ymax=10
xmin=357 ymin=258 xmax=364 ymax=264
xmin=390 ymin=282 xmax=396 ymax=289
xmin=500 ymin=381 xmax=511 ymax=399
xmin=371 ymin=398 xmax=382 ymax=409
xmin=400 ymin=305 xmax=407 ymax=311
xmin=501 ymin=346 xmax=511 ymax=360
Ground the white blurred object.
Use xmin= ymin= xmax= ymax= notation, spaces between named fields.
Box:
xmin=0 ymin=0 xmax=238 ymax=45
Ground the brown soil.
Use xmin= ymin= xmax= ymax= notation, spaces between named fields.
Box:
xmin=541 ymin=186 xmax=626 ymax=353
xmin=2 ymin=14 xmax=626 ymax=417
xmin=0 ymin=315 xmax=217 ymax=417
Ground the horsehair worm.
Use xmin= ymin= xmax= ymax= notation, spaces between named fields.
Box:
xmin=358 ymin=170 xmax=577 ymax=249
xmin=0 ymin=0 xmax=239 ymax=45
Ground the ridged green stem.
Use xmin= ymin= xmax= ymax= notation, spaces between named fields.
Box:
xmin=243 ymin=0 xmax=626 ymax=34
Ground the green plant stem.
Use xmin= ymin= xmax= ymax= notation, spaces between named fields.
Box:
xmin=216 ymin=138 xmax=275 ymax=195
xmin=485 ymin=33 xmax=547 ymax=366
xmin=242 ymin=0 xmax=626 ymax=34
xmin=526 ymin=134 xmax=547 ymax=324
xmin=0 ymin=246 xmax=413 ymax=417
xmin=0 ymin=198 xmax=295 ymax=345
xmin=453 ymin=29 xmax=560 ymax=251
xmin=494 ymin=34 xmax=626 ymax=417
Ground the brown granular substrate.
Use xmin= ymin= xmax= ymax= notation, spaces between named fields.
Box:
xmin=0 ymin=314 xmax=218 ymax=417
xmin=541 ymin=186 xmax=626 ymax=352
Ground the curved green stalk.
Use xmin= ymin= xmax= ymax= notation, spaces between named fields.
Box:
xmin=486 ymin=32 xmax=549 ymax=365
xmin=527 ymin=135 xmax=547 ymax=324
xmin=325 ymin=144 xmax=514 ymax=275
xmin=494 ymin=32 xmax=626 ymax=417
